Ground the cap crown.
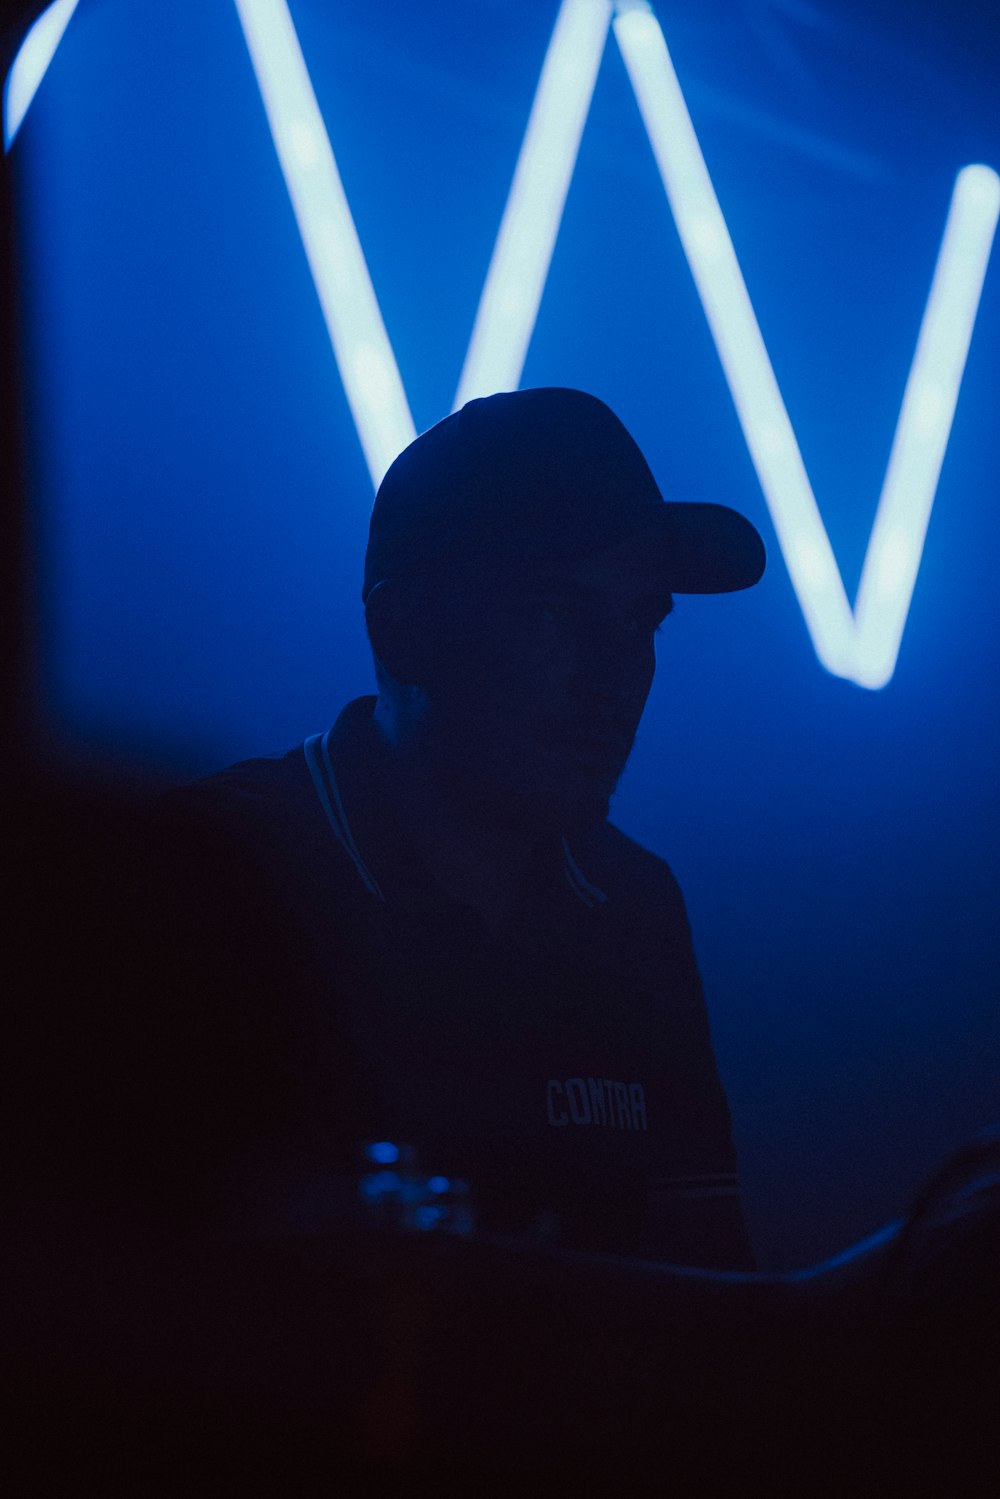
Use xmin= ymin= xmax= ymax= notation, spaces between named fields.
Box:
xmin=363 ymin=388 xmax=665 ymax=601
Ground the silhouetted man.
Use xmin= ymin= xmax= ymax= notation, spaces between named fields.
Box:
xmin=174 ymin=388 xmax=766 ymax=1267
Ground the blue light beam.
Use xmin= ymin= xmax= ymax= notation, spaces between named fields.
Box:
xmin=454 ymin=0 xmax=613 ymax=408
xmin=3 ymin=0 xmax=80 ymax=152
xmin=233 ymin=0 xmax=416 ymax=488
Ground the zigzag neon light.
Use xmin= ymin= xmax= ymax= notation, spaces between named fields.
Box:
xmin=231 ymin=0 xmax=997 ymax=689
xmin=6 ymin=0 xmax=998 ymax=686
xmin=613 ymin=2 xmax=999 ymax=689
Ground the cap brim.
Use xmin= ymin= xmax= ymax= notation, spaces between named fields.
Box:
xmin=611 ymin=503 xmax=766 ymax=595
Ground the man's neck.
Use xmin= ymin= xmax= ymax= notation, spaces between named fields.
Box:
xmin=407 ymin=790 xmax=537 ymax=934
xmin=373 ymin=695 xmax=538 ymax=933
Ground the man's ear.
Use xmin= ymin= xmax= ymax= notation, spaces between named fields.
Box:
xmin=365 ymin=579 xmax=432 ymax=686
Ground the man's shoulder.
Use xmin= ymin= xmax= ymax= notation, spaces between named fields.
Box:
xmin=572 ymin=819 xmax=688 ymax=920
xmin=162 ymin=742 xmax=313 ymax=844
xmin=158 ymin=704 xmax=383 ymax=909
xmin=565 ymin=821 xmax=703 ymax=996
xmin=169 ymin=743 xmax=307 ymax=811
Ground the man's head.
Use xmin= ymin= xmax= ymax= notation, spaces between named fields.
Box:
xmin=363 ymin=388 xmax=765 ymax=834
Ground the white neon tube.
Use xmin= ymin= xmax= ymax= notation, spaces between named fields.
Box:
xmin=615 ymin=2 xmax=998 ymax=689
xmin=233 ymin=0 xmax=416 ymax=488
xmin=614 ymin=0 xmax=857 ymax=679
xmin=3 ymin=0 xmax=80 ymax=152
xmin=852 ymin=165 xmax=1000 ymax=688
xmin=454 ymin=0 xmax=613 ymax=408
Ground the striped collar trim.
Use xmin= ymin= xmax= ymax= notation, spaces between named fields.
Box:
xmin=304 ymin=728 xmax=608 ymax=911
xmin=561 ymin=836 xmax=609 ymax=909
xmin=303 ymin=729 xmax=385 ymax=901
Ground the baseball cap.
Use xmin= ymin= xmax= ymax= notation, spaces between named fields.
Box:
xmin=362 ymin=387 xmax=765 ymax=603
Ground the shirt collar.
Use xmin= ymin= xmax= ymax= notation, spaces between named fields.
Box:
xmin=303 ymin=696 xmax=608 ymax=911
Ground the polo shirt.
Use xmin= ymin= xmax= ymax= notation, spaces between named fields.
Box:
xmin=172 ymin=696 xmax=752 ymax=1268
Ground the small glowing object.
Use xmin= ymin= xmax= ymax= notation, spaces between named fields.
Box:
xmin=427 ymin=1175 xmax=450 ymax=1195
xmin=365 ymin=1140 xmax=401 ymax=1165
xmin=453 ymin=0 xmax=613 ymax=407
xmin=3 ymin=0 xmax=81 ymax=152
xmin=232 ymin=0 xmax=416 ymax=487
xmin=413 ymin=1205 xmax=444 ymax=1230
xmin=613 ymin=3 xmax=998 ymax=688
xmin=360 ymin=1170 xmax=402 ymax=1200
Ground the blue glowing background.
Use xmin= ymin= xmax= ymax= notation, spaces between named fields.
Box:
xmin=13 ymin=0 xmax=1000 ymax=1266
